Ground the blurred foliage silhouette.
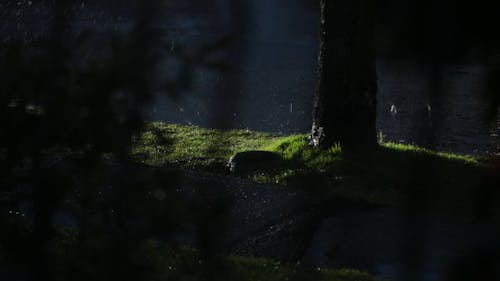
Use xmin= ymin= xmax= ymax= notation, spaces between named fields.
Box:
xmin=0 ymin=1 xmax=232 ymax=280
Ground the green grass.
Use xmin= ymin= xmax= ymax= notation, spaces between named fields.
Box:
xmin=133 ymin=122 xmax=500 ymax=220
xmin=132 ymin=122 xmax=288 ymax=173
xmin=35 ymin=230 xmax=377 ymax=281
xmin=260 ymin=134 xmax=499 ymax=219
xmin=3 ymin=228 xmax=376 ymax=281
xmin=381 ymin=142 xmax=478 ymax=164
xmin=135 ymin=241 xmax=378 ymax=281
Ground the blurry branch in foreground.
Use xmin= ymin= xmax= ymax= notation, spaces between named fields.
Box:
xmin=0 ymin=1 xmax=228 ymax=280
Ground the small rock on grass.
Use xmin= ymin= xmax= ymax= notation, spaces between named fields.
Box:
xmin=226 ymin=151 xmax=282 ymax=175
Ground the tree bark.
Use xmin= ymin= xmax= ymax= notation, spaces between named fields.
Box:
xmin=310 ymin=0 xmax=377 ymax=149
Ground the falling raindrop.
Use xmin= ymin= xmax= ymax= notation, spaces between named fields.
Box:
xmin=390 ymin=104 xmax=398 ymax=116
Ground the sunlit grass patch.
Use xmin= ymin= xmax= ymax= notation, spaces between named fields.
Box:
xmin=381 ymin=142 xmax=479 ymax=165
xmin=133 ymin=123 xmax=486 ymax=181
xmin=132 ymin=122 xmax=287 ymax=172
xmin=263 ymin=135 xmax=343 ymax=172
xmin=265 ymin=136 xmax=499 ymax=218
xmin=132 ymin=123 xmax=500 ymax=219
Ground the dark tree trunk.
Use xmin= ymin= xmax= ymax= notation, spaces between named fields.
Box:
xmin=310 ymin=0 xmax=377 ymax=149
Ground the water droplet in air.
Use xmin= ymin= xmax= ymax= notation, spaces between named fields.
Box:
xmin=390 ymin=104 xmax=398 ymax=116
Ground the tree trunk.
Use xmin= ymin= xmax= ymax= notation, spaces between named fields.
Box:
xmin=310 ymin=0 xmax=377 ymax=149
